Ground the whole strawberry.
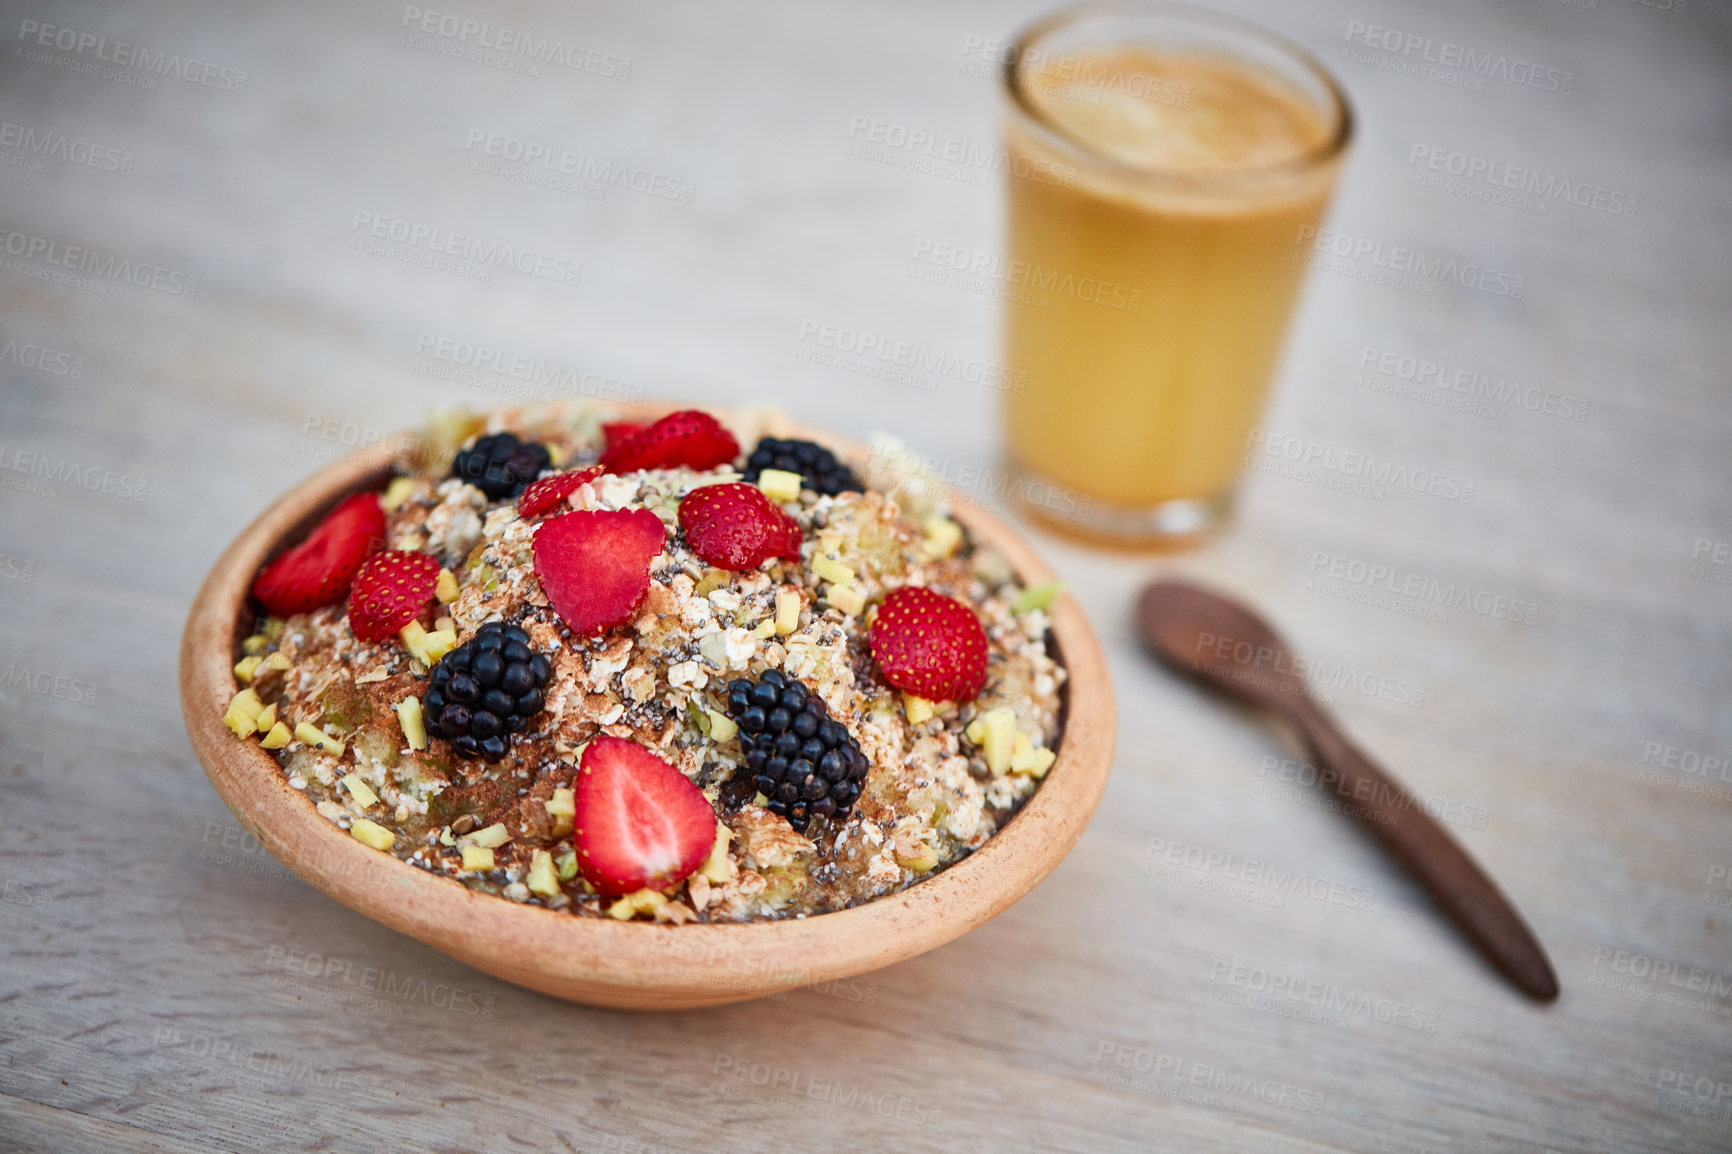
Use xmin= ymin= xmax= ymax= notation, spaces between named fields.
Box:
xmin=251 ymin=492 xmax=385 ymax=616
xmin=678 ymin=482 xmax=802 ymax=571
xmin=348 ymin=550 xmax=440 ymax=643
xmin=600 ymin=410 xmax=739 ymax=474
xmin=868 ymin=586 xmax=990 ymax=701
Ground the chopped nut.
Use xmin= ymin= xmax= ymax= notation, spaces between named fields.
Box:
xmin=688 ymin=872 xmax=711 ymax=912
xmin=704 ymin=709 xmax=738 ymax=742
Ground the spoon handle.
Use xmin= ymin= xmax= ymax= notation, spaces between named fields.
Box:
xmin=1290 ymin=698 xmax=1559 ymax=1001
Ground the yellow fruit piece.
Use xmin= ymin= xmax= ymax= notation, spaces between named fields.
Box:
xmin=394 ymin=696 xmax=428 ymax=751
xmin=966 ymin=708 xmax=1016 ymax=775
xmin=827 ymin=584 xmax=865 ymax=617
xmin=469 ymin=822 xmax=510 ymax=849
xmin=241 ymin=634 xmax=269 ymax=657
xmin=262 ymin=617 xmax=285 ymax=641
xmin=545 ymin=787 xmax=575 ymax=837
xmin=526 ymin=850 xmax=561 ymax=897
xmin=903 ymin=694 xmax=934 ymax=725
xmin=341 ymin=773 xmax=379 ymax=809
xmin=380 ymin=475 xmax=417 ymax=512
xmin=607 ymin=888 xmax=667 ymax=920
xmin=264 ymin=652 xmax=291 ymax=671
xmin=460 ymin=844 xmax=494 ymax=871
xmin=229 ymin=688 xmax=264 ymax=719
xmin=435 ymin=568 xmax=460 ymax=603
xmin=775 ymin=588 xmax=801 ymax=635
xmin=756 ymin=468 xmax=803 ymax=504
xmin=233 ymin=655 xmax=263 ymax=684
xmin=420 ymin=630 xmax=456 ymax=662
xmin=700 ymin=822 xmax=735 ymax=884
xmin=555 ymin=849 xmax=579 ymax=881
xmin=693 ymin=569 xmax=730 ymax=597
xmin=810 ymin=555 xmax=854 ymax=586
xmin=260 ymin=722 xmax=291 ymax=749
xmin=293 ymin=721 xmax=344 ymax=758
xmin=254 ymin=702 xmax=277 ymax=734
xmin=350 ymin=818 xmax=395 ymax=851
xmin=920 ymin=515 xmax=963 ymax=560
xmin=705 ymin=709 xmax=738 ymax=742
xmin=753 ymin=619 xmax=777 ymax=639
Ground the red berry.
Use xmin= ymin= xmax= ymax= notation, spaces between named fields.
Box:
xmin=600 ymin=410 xmax=739 ymax=474
xmin=518 ymin=465 xmax=605 ymax=521
xmin=572 ymin=734 xmax=717 ymax=896
xmin=348 ymin=550 xmax=441 ymax=643
xmin=601 ymin=421 xmax=644 ymax=454
xmin=677 ymin=482 xmax=802 ymax=571
xmin=531 ymin=508 xmax=666 ymax=635
xmin=868 ymin=586 xmax=990 ymax=701
xmin=251 ymin=492 xmax=386 ymax=616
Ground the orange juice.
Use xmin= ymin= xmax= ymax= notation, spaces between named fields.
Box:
xmin=1002 ymin=24 xmax=1349 ymax=542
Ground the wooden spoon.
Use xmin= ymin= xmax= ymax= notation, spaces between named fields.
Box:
xmin=1136 ymin=578 xmax=1559 ymax=1002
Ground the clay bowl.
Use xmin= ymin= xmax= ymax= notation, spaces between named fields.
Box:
xmin=180 ymin=407 xmax=1115 ymax=1010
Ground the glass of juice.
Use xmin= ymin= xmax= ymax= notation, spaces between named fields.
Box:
xmin=1001 ymin=2 xmax=1352 ymax=545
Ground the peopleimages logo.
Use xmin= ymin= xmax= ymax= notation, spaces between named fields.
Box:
xmin=1306 ymin=549 xmax=1540 ymax=626
xmin=0 ymin=120 xmax=134 ymax=174
xmin=1356 ymin=345 xmax=1588 ymax=423
xmin=0 ymin=227 xmax=198 ymax=297
xmin=1246 ymin=429 xmax=1476 ymax=505
xmin=1342 ymin=21 xmax=1573 ymax=94
xmin=1406 ymin=144 xmax=1636 ymax=219
xmin=15 ymin=19 xmax=249 ymax=92
xmin=1295 ymin=226 xmax=1525 ymax=299
xmin=347 ymin=211 xmax=581 ymax=286
xmin=399 ymin=6 xmax=630 ymax=79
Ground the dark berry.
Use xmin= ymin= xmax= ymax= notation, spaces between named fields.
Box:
xmin=741 ymin=437 xmax=864 ymax=498
xmin=722 ymin=671 xmax=871 ymax=832
xmin=424 ymin=620 xmax=552 ymax=763
xmin=450 ymin=432 xmax=552 ymax=500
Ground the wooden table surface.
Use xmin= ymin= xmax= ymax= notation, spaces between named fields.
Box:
xmin=2 ymin=0 xmax=1728 ymax=1150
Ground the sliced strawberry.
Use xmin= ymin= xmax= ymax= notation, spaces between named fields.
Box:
xmin=601 ymin=421 xmax=644 ymax=455
xmin=573 ymin=735 xmax=717 ymax=896
xmin=348 ymin=550 xmax=440 ymax=643
xmin=531 ymin=508 xmax=666 ymax=635
xmin=518 ymin=464 xmax=605 ymax=521
xmin=868 ymin=586 xmax=990 ymax=701
xmin=251 ymin=491 xmax=386 ymax=616
xmin=677 ymin=482 xmax=803 ymax=571
xmin=600 ymin=410 xmax=739 ymax=474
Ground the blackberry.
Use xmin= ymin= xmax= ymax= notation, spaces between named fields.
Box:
xmin=450 ymin=432 xmax=552 ymax=500
xmin=725 ymin=669 xmax=869 ymax=832
xmin=424 ymin=621 xmax=551 ymax=762
xmin=741 ymin=437 xmax=863 ymax=498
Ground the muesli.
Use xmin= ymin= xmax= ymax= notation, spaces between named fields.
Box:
xmin=222 ymin=404 xmax=1066 ymax=923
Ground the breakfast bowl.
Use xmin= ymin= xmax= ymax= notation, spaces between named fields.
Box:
xmin=179 ymin=402 xmax=1114 ymax=1010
